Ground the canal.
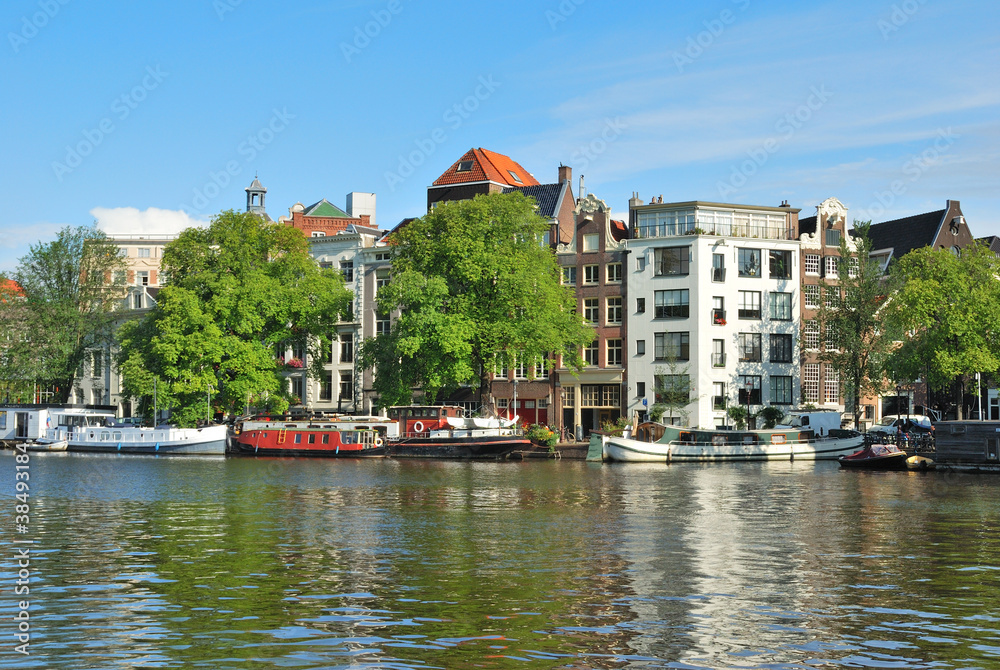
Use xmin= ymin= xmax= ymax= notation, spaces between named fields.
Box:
xmin=2 ymin=454 xmax=999 ymax=669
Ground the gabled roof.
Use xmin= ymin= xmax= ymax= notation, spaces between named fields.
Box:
xmin=502 ymin=183 xmax=567 ymax=218
xmin=432 ymin=148 xmax=539 ymax=187
xmin=304 ymin=199 xmax=351 ymax=218
xmin=865 ymin=209 xmax=947 ymax=259
xmin=610 ymin=219 xmax=628 ymax=242
xmin=978 ymin=236 xmax=1000 ymax=255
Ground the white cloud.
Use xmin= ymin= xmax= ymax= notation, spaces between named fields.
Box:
xmin=91 ymin=207 xmax=208 ymax=237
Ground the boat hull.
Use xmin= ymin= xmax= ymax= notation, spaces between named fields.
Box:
xmin=233 ymin=440 xmax=387 ymax=458
xmin=388 ymin=435 xmax=531 ymax=459
xmin=65 ymin=425 xmax=228 ymax=455
xmin=603 ymin=433 xmax=863 ymax=463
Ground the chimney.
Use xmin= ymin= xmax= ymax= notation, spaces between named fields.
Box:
xmin=579 ymin=174 xmax=586 ymax=200
xmin=629 ymin=192 xmax=643 ymax=209
xmin=558 ymin=164 xmax=572 ymax=184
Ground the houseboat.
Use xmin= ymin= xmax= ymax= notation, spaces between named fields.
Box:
xmin=1 ymin=404 xmax=116 ymax=446
xmin=232 ymin=415 xmax=392 ymax=457
xmin=387 ymin=405 xmax=531 ymax=459
xmin=601 ymin=411 xmax=862 ymax=463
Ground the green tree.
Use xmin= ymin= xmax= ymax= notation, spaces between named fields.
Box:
xmin=884 ymin=242 xmax=1000 ymax=419
xmin=815 ymin=221 xmax=902 ymax=429
xmin=116 ymin=210 xmax=351 ymax=426
xmin=650 ymin=363 xmax=694 ymax=426
xmin=0 ymin=226 xmax=127 ymax=402
xmin=726 ymin=405 xmax=750 ymax=430
xmin=757 ymin=405 xmax=786 ymax=429
xmin=360 ymin=192 xmax=593 ymax=407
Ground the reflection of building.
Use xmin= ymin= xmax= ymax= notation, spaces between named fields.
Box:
xmin=626 ymin=197 xmax=801 ymax=429
xmin=797 ymin=197 xmax=857 ymax=420
xmin=554 ymin=191 xmax=628 ymax=438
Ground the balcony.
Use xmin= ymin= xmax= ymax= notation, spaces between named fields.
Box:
xmin=712 ymin=309 xmax=726 ymax=325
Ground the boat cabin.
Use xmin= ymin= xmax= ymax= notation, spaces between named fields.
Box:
xmin=0 ymin=404 xmax=116 ymax=443
xmin=388 ymin=405 xmax=465 ymax=436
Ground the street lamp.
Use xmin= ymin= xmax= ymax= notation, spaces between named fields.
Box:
xmin=745 ymin=380 xmax=753 ymax=430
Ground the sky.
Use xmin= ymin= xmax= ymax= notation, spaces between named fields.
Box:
xmin=2 ymin=0 xmax=998 ymax=272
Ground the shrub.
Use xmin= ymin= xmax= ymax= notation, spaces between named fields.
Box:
xmin=525 ymin=423 xmax=558 ymax=447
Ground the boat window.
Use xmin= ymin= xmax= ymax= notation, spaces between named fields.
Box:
xmin=308 ymin=434 xmax=316 ymax=444
xmin=679 ymin=431 xmax=696 ymax=444
xmin=294 ymin=434 xmax=302 ymax=444
xmin=712 ymin=434 xmax=727 ymax=446
xmin=800 ymin=416 xmax=810 ymax=426
xmin=113 ymin=431 xmax=122 ymax=440
xmin=322 ymin=434 xmax=329 ymax=444
xmin=101 ymin=431 xmax=110 ymax=440
xmin=772 ymin=434 xmax=786 ymax=445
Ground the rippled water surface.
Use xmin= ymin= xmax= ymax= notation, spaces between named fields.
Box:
xmin=2 ymin=453 xmax=1000 ymax=669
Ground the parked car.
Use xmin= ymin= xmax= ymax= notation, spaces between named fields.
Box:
xmin=872 ymin=414 xmax=934 ymax=437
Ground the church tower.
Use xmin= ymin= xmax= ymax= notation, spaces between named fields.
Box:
xmin=245 ymin=175 xmax=267 ymax=216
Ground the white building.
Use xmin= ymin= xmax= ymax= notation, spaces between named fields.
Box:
xmin=626 ymin=198 xmax=801 ymax=429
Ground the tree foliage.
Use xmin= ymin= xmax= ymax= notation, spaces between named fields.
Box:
xmin=884 ymin=242 xmax=1000 ymax=418
xmin=116 ymin=210 xmax=351 ymax=426
xmin=360 ymin=192 xmax=593 ymax=407
xmin=815 ymin=221 xmax=902 ymax=428
xmin=0 ymin=226 xmax=127 ymax=402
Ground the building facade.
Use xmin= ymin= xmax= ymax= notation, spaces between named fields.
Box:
xmin=626 ymin=198 xmax=801 ymax=429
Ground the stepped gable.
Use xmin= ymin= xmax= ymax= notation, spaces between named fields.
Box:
xmin=432 ymin=148 xmax=539 ymax=187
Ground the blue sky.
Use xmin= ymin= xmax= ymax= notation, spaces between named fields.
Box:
xmin=2 ymin=0 xmax=998 ymax=272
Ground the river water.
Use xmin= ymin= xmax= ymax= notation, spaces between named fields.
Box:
xmin=2 ymin=453 xmax=999 ymax=669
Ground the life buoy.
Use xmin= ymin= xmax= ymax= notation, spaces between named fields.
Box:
xmin=374 ymin=436 xmax=383 ymax=447
xmin=413 ymin=421 xmax=425 ymax=433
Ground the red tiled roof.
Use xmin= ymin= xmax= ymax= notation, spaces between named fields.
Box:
xmin=432 ymin=148 xmax=539 ymax=187
xmin=611 ymin=219 xmax=629 ymax=242
xmin=1 ymin=278 xmax=25 ymax=300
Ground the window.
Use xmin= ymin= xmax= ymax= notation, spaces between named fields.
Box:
xmin=825 ymin=323 xmax=839 ymax=352
xmin=803 ymin=363 xmax=820 ymax=402
xmin=712 ymin=253 xmax=726 ymax=282
xmin=770 ymin=333 xmax=793 ymax=363
xmin=636 ymin=297 xmax=645 ymax=314
xmin=825 ymin=256 xmax=839 ymax=278
xmin=636 ymin=256 xmax=647 ymax=272
xmin=738 ymin=333 xmax=761 ymax=362
xmin=770 ymin=376 xmax=793 ymax=405
xmin=456 ymin=160 xmax=473 ymax=172
xmin=582 ymin=233 xmax=599 ymax=252
xmin=636 ymin=340 xmax=645 ymax=356
xmin=805 ymin=254 xmax=820 ymax=275
xmin=712 ymin=296 xmax=726 ymax=325
xmin=804 ymin=320 xmax=820 ymax=349
xmin=607 ymin=339 xmax=622 ymax=366
xmin=607 ymin=263 xmax=622 ymax=283
xmin=654 ymin=374 xmax=691 ymax=405
xmin=340 ymin=333 xmax=354 ymax=363
xmin=374 ymin=251 xmax=392 ymax=261
xmin=497 ymin=397 xmax=509 ymax=410
xmin=514 ymin=361 xmax=529 ymax=380
xmin=312 ymin=231 xmax=326 ymax=238
xmin=637 ymin=382 xmax=646 ymax=398
xmin=583 ymin=265 xmax=599 ymax=285
xmin=848 ymin=256 xmax=859 ymax=278
xmin=654 ymin=247 xmax=690 ymax=276
xmin=91 ymin=350 xmax=103 ymax=378
xmin=340 ymin=372 xmax=353 ymax=401
xmin=584 ymin=340 xmax=599 ymax=366
xmin=738 ymin=248 xmax=761 ymax=277
xmin=769 ymin=250 xmax=792 ymax=279
xmin=376 ymin=270 xmax=390 ymax=293
xmin=738 ymin=291 xmax=761 ymax=319
xmin=712 ymin=339 xmax=725 ymax=367
xmin=606 ymin=297 xmax=622 ymax=325
xmin=138 ymin=248 xmax=151 ymax=258
xmin=534 ymin=362 xmax=548 ymax=380
xmin=340 ymin=261 xmax=354 ymax=282
xmin=507 ymin=169 xmax=523 ymax=183
xmin=136 ymin=271 xmax=149 ymax=286
xmin=804 ymin=285 xmax=820 ymax=309
xmin=118 ymin=247 xmax=128 ymax=257
xmin=132 ymin=292 xmax=143 ymax=310
xmin=824 ymin=287 xmax=840 ymax=309
xmin=824 ymin=367 xmax=840 ymax=403
xmin=320 ymin=373 xmax=333 ymax=401
xmin=826 ymin=229 xmax=841 ymax=246
xmin=655 ymin=289 xmax=689 ymax=319
xmin=737 ymin=375 xmax=762 ymax=405
xmin=561 ymin=266 xmax=577 ymax=286
xmin=583 ymin=298 xmax=599 ymax=324
xmin=713 ymin=382 xmax=727 ymax=410
xmin=654 ymin=332 xmax=689 ymax=361
xmin=562 ymin=387 xmax=575 ymax=408
xmin=375 ymin=313 xmax=390 ymax=335
xmin=770 ymin=292 xmax=792 ymax=321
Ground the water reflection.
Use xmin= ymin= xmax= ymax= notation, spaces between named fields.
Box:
xmin=1 ymin=453 xmax=999 ymax=668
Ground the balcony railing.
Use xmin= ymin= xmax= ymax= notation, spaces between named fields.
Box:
xmin=713 ymin=395 xmax=726 ymax=410
xmin=712 ymin=353 xmax=726 ymax=368
xmin=712 ymin=309 xmax=726 ymax=325
xmin=712 ymin=267 xmax=726 ymax=282
xmin=633 ymin=221 xmax=796 ymax=241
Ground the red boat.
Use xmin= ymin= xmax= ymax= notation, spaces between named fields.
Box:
xmin=233 ymin=417 xmax=389 ymax=457
xmin=838 ymin=442 xmax=908 ymax=470
xmin=387 ymin=405 xmax=531 ymax=459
